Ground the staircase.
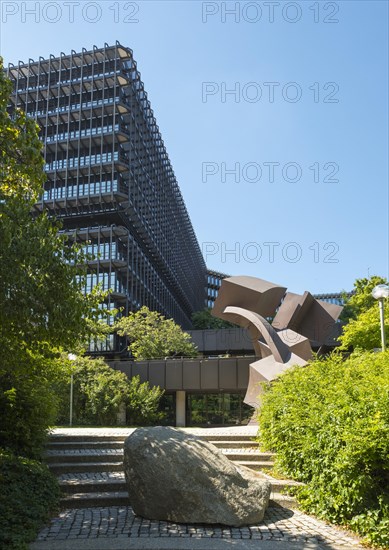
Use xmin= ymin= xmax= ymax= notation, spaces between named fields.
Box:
xmin=45 ymin=432 xmax=301 ymax=510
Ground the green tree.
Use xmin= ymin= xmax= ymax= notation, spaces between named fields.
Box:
xmin=126 ymin=374 xmax=165 ymax=426
xmin=191 ymin=307 xmax=234 ymax=329
xmin=115 ymin=306 xmax=198 ymax=360
xmin=0 ymin=58 xmax=101 ymax=457
xmin=338 ymin=275 xmax=388 ymax=351
xmin=54 ymin=355 xmax=164 ymax=426
xmin=339 ymin=301 xmax=388 ymax=351
xmin=340 ymin=275 xmax=387 ymax=322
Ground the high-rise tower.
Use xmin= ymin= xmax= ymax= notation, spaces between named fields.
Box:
xmin=6 ymin=42 xmax=206 ymax=353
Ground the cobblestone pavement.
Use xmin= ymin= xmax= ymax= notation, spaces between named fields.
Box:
xmin=33 ymin=505 xmax=364 ymax=549
xmin=38 ymin=427 xmax=365 ymax=549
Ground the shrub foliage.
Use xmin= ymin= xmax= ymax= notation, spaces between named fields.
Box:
xmin=0 ymin=450 xmax=60 ymax=549
xmin=115 ymin=306 xmax=198 ymax=360
xmin=258 ymin=351 xmax=389 ymax=547
xmin=54 ymin=355 xmax=164 ymax=426
xmin=0 ymin=352 xmax=59 ymax=459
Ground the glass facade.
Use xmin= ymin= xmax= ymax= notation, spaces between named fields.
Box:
xmin=155 ymin=392 xmax=252 ymax=427
xmin=206 ymin=269 xmax=228 ymax=308
xmin=186 ymin=393 xmax=252 ymax=426
xmin=6 ymin=43 xmax=207 ymax=351
xmin=313 ymin=292 xmax=353 ymax=306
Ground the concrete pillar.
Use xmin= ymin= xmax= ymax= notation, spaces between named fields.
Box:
xmin=116 ymin=402 xmax=126 ymax=426
xmin=176 ymin=390 xmax=186 ymax=427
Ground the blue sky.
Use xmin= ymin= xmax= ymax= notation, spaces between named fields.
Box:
xmin=1 ymin=0 xmax=388 ymax=294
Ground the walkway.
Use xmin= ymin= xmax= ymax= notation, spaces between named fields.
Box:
xmin=30 ymin=427 xmax=365 ymax=550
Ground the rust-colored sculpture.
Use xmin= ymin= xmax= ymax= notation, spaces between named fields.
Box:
xmin=212 ymin=276 xmax=342 ymax=408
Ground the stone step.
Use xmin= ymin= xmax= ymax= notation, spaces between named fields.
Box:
xmin=49 ymin=432 xmax=256 ymax=443
xmin=232 ymin=460 xmax=275 ymax=471
xmin=49 ymin=434 xmax=129 ymax=443
xmin=59 ymin=491 xmax=129 ymax=509
xmin=209 ymin=440 xmax=258 ymax=449
xmin=47 ymin=431 xmax=303 ymax=514
xmin=58 ymin=478 xmax=299 ymax=510
xmin=58 ymin=468 xmax=297 ymax=495
xmin=59 ymin=477 xmax=126 ymax=494
xmin=60 ymin=492 xmax=298 ymax=511
xmin=264 ymin=478 xmax=302 ymax=492
xmin=47 ymin=440 xmax=124 ymax=450
xmin=222 ymin=450 xmax=274 ymax=462
xmin=48 ymin=461 xmax=124 ymax=474
xmin=238 ymin=467 xmax=305 ymax=492
xmin=45 ymin=450 xmax=123 ymax=463
xmin=269 ymin=493 xmax=299 ymax=510
xmin=46 ymin=447 xmax=267 ymax=464
xmin=201 ymin=434 xmax=255 ymax=442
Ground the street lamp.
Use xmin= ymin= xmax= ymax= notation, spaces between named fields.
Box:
xmin=68 ymin=353 xmax=77 ymax=426
xmin=371 ymin=284 xmax=389 ymax=352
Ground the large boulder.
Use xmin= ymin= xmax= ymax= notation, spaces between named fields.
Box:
xmin=123 ymin=426 xmax=271 ymax=526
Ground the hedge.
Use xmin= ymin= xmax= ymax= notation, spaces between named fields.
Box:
xmin=258 ymin=351 xmax=389 ymax=547
xmin=0 ymin=450 xmax=60 ymax=549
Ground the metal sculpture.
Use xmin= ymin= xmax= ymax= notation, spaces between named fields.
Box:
xmin=212 ymin=276 xmax=342 ymax=408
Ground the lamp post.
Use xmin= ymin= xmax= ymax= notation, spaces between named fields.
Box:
xmin=68 ymin=353 xmax=77 ymax=426
xmin=371 ymin=284 xmax=389 ymax=352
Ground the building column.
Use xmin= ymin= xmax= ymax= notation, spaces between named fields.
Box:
xmin=116 ymin=402 xmax=126 ymax=426
xmin=176 ymin=391 xmax=186 ymax=427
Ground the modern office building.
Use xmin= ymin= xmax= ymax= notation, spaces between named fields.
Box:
xmin=313 ymin=292 xmax=353 ymax=306
xmin=207 ymin=271 xmax=352 ymax=310
xmin=6 ymin=42 xmax=207 ymax=352
xmin=206 ymin=269 xmax=229 ymax=308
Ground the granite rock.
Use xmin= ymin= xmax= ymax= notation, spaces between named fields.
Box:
xmin=123 ymin=426 xmax=271 ymax=526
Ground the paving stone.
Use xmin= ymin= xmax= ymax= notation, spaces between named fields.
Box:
xmin=32 ymin=504 xmax=365 ymax=547
xmin=34 ymin=427 xmax=366 ymax=549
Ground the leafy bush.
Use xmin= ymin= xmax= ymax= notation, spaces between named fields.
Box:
xmin=191 ymin=308 xmax=234 ymax=329
xmin=339 ymin=302 xmax=389 ymax=351
xmin=0 ymin=450 xmax=60 ymax=549
xmin=0 ymin=351 xmax=58 ymax=459
xmin=258 ymin=351 xmax=389 ymax=547
xmin=115 ymin=306 xmax=198 ymax=359
xmin=126 ymin=375 xmax=165 ymax=425
xmin=54 ymin=355 xmax=164 ymax=426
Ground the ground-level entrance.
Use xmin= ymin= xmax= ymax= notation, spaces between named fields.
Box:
xmin=159 ymin=392 xmax=253 ymax=427
xmin=111 ymin=357 xmax=255 ymax=427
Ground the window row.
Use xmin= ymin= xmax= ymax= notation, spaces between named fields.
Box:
xmin=46 ymin=123 xmax=119 ymax=143
xmin=15 ymin=66 xmax=119 ymax=92
xmin=25 ymin=95 xmax=119 ymax=118
xmin=207 ymin=275 xmax=222 ymax=287
xmin=82 ymin=272 xmax=126 ymax=294
xmin=45 ymin=151 xmax=120 ymax=171
xmin=82 ymin=241 xmax=126 ymax=262
xmin=89 ymin=334 xmax=115 ymax=352
xmin=43 ymin=179 xmax=119 ymax=200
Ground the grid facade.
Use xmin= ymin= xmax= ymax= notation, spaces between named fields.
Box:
xmin=6 ymin=42 xmax=207 ymax=352
xmin=206 ymin=269 xmax=229 ymax=308
xmin=205 ymin=271 xmax=352 ymax=310
xmin=313 ymin=292 xmax=353 ymax=306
